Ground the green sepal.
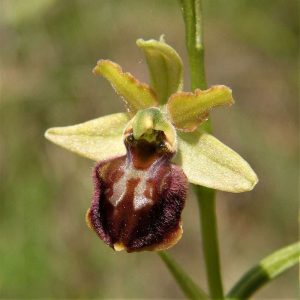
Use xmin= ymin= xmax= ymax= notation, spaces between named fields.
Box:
xmin=167 ymin=85 xmax=234 ymax=131
xmin=175 ymin=129 xmax=258 ymax=192
xmin=45 ymin=113 xmax=130 ymax=161
xmin=93 ymin=60 xmax=158 ymax=114
xmin=137 ymin=37 xmax=183 ymax=104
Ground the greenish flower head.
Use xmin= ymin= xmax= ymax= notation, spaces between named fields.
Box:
xmin=45 ymin=37 xmax=258 ymax=252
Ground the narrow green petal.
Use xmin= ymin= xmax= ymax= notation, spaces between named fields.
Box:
xmin=93 ymin=60 xmax=158 ymax=114
xmin=167 ymin=85 xmax=234 ymax=131
xmin=175 ymin=130 xmax=258 ymax=192
xmin=137 ymin=37 xmax=183 ymax=104
xmin=45 ymin=113 xmax=130 ymax=161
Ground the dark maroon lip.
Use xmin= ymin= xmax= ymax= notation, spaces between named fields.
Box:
xmin=124 ymin=131 xmax=174 ymax=169
xmin=87 ymin=135 xmax=188 ymax=252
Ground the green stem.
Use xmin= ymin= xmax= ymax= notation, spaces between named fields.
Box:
xmin=159 ymin=252 xmax=209 ymax=300
xmin=180 ymin=0 xmax=206 ymax=90
xmin=194 ymin=186 xmax=223 ymax=299
xmin=227 ymin=241 xmax=300 ymax=299
xmin=180 ymin=0 xmax=224 ymax=298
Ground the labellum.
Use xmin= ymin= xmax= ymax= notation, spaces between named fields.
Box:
xmin=86 ymin=128 xmax=188 ymax=252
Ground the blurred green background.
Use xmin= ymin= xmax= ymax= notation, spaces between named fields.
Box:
xmin=0 ymin=0 xmax=299 ymax=298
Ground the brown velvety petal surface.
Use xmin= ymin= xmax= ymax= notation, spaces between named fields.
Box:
xmin=87 ymin=137 xmax=188 ymax=252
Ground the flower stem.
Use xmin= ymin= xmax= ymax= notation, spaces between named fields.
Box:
xmin=159 ymin=252 xmax=209 ymax=300
xmin=180 ymin=0 xmax=206 ymax=90
xmin=194 ymin=186 xmax=224 ymax=299
xmin=180 ymin=0 xmax=224 ymax=298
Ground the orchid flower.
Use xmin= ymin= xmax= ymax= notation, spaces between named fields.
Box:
xmin=45 ymin=37 xmax=258 ymax=252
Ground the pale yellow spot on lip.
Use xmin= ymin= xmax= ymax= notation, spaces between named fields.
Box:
xmin=85 ymin=208 xmax=93 ymax=230
xmin=114 ymin=242 xmax=125 ymax=251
